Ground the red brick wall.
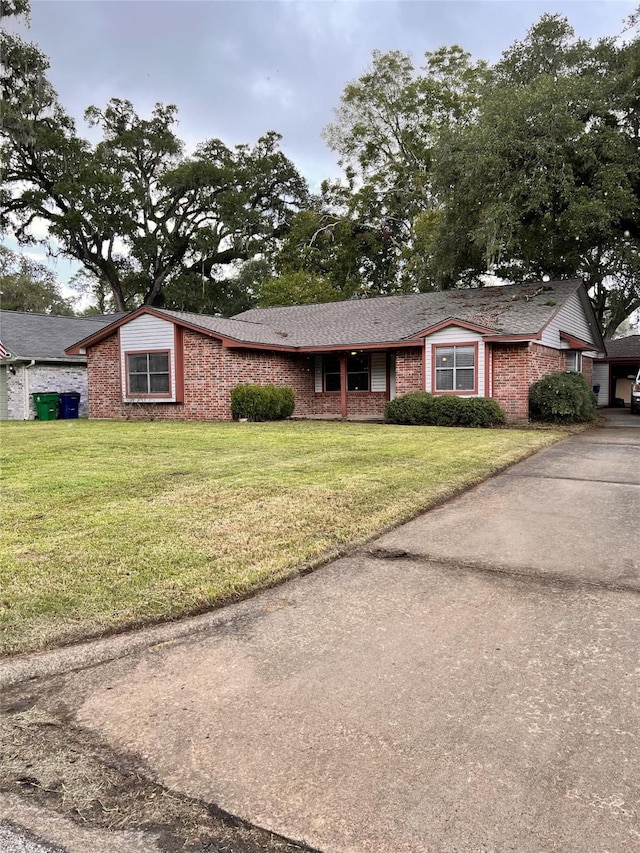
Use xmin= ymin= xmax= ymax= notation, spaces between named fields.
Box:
xmin=308 ymin=392 xmax=389 ymax=418
xmin=395 ymin=349 xmax=423 ymax=395
xmin=490 ymin=343 xmax=596 ymax=421
xmin=88 ymin=329 xmax=593 ymax=424
xmin=88 ymin=330 xmax=410 ymax=421
xmin=87 ymin=333 xmax=122 ymax=417
xmin=88 ymin=330 xmax=315 ymax=421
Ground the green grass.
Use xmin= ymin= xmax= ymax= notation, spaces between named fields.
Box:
xmin=0 ymin=419 xmax=565 ymax=655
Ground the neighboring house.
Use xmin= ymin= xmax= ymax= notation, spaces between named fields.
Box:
xmin=65 ymin=279 xmax=604 ymax=423
xmin=0 ymin=311 xmax=122 ymax=420
xmin=592 ymin=335 xmax=640 ymax=407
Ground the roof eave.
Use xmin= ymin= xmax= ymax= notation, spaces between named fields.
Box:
xmin=482 ymin=333 xmax=541 ymax=343
xmin=221 ymin=339 xmax=425 ymax=353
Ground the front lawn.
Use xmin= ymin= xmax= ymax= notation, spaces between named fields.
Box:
xmin=1 ymin=420 xmax=564 ymax=655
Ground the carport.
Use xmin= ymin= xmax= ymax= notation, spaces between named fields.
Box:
xmin=593 ymin=334 xmax=640 ymax=407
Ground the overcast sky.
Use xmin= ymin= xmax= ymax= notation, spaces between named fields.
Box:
xmin=10 ymin=0 xmax=638 ymax=288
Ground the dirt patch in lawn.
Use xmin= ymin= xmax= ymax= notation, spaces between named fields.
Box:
xmin=0 ymin=683 xmax=317 ymax=853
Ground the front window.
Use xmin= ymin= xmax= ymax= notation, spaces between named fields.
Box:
xmin=347 ymin=354 xmax=370 ymax=391
xmin=435 ymin=345 xmax=475 ymax=392
xmin=127 ymin=351 xmax=170 ymax=395
xmin=323 ymin=355 xmax=341 ymax=392
xmin=322 ymin=354 xmax=370 ymax=391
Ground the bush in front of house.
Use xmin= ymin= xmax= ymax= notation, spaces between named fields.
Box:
xmin=384 ymin=392 xmax=506 ymax=427
xmin=384 ymin=392 xmax=435 ymax=425
xmin=429 ymin=395 xmax=465 ymax=426
xmin=230 ymin=384 xmax=295 ymax=421
xmin=456 ymin=397 xmax=507 ymax=427
xmin=529 ymin=371 xmax=597 ymax=424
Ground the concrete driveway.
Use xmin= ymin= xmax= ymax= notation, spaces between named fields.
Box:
xmin=2 ymin=416 xmax=639 ymax=853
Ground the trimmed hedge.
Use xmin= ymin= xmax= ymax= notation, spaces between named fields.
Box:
xmin=529 ymin=372 xmax=597 ymax=424
xmin=384 ymin=392 xmax=506 ymax=427
xmin=231 ymin=384 xmax=295 ymax=421
xmin=383 ymin=391 xmax=435 ymax=425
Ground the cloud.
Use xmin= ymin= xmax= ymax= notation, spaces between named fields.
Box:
xmin=248 ymin=74 xmax=295 ymax=110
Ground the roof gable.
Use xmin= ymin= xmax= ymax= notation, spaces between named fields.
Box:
xmin=407 ymin=318 xmax=497 ymax=339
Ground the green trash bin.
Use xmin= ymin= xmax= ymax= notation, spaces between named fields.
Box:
xmin=32 ymin=392 xmax=60 ymax=420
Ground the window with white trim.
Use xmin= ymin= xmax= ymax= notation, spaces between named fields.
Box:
xmin=434 ymin=345 xmax=475 ymax=391
xmin=565 ymin=351 xmax=582 ymax=373
xmin=127 ymin=352 xmax=170 ymax=395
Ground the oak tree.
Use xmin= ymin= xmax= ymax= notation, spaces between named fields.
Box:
xmin=0 ymin=3 xmax=308 ymax=312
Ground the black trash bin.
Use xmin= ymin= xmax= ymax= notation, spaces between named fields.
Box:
xmin=58 ymin=392 xmax=81 ymax=419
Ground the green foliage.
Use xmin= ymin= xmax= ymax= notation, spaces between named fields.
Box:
xmin=529 ymin=372 xmax=597 ymax=424
xmin=256 ymin=270 xmax=340 ymax=307
xmin=0 ymin=245 xmax=75 ymax=314
xmin=321 ymin=47 xmax=489 ymax=294
xmin=430 ymin=396 xmax=466 ymax=426
xmin=433 ymin=15 xmax=640 ymax=333
xmin=456 ymin=397 xmax=507 ymax=427
xmin=385 ymin=392 xmax=506 ymax=427
xmin=230 ymin=384 xmax=295 ymax=421
xmin=272 ymin=207 xmax=403 ymax=301
xmin=318 ymin=15 xmax=640 ymax=331
xmin=384 ymin=392 xmax=435 ymax=425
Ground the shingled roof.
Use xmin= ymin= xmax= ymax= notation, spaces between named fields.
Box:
xmin=603 ymin=335 xmax=640 ymax=359
xmin=66 ymin=279 xmax=601 ymax=354
xmin=232 ymin=280 xmax=588 ymax=347
xmin=156 ymin=308 xmax=299 ymax=347
xmin=0 ymin=311 xmax=124 ymax=361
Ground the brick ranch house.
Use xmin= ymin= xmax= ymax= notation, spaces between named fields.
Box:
xmin=65 ymin=279 xmax=605 ymax=423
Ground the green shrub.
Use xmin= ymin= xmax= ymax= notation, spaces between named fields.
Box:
xmin=429 ymin=395 xmax=465 ymax=426
xmin=384 ymin=392 xmax=434 ymax=425
xmin=456 ymin=397 xmax=507 ymax=427
xmin=529 ymin=372 xmax=597 ymax=424
xmin=230 ymin=384 xmax=295 ymax=421
xmin=384 ymin=392 xmax=506 ymax=427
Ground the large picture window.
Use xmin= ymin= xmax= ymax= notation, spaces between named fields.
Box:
xmin=322 ymin=354 xmax=370 ymax=392
xmin=434 ymin=345 xmax=476 ymax=392
xmin=127 ymin=351 xmax=170 ymax=396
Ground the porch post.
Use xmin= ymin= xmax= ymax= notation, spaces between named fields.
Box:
xmin=340 ymin=354 xmax=348 ymax=419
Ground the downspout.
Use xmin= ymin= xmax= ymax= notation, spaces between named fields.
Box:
xmin=23 ymin=360 xmax=36 ymax=420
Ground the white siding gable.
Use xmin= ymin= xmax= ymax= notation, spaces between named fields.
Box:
xmin=541 ymin=292 xmax=597 ymax=349
xmin=424 ymin=326 xmax=486 ymax=396
xmin=120 ymin=314 xmax=176 ymax=402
